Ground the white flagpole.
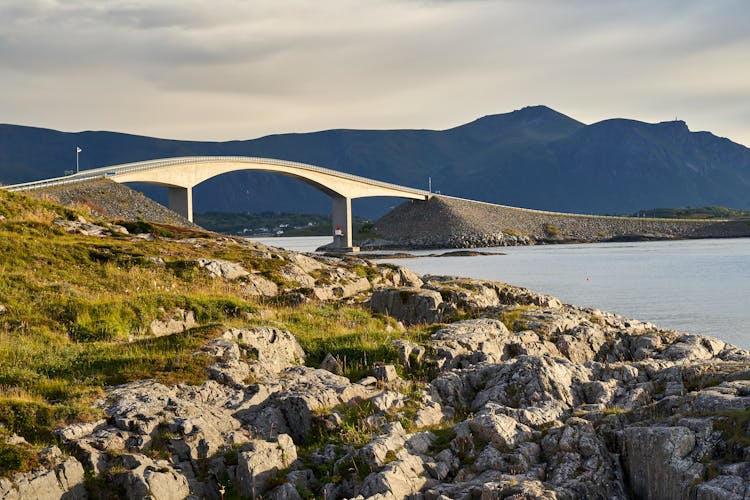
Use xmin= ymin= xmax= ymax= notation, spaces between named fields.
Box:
xmin=76 ymin=147 xmax=81 ymax=173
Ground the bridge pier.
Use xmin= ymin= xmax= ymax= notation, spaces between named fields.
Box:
xmin=331 ymin=195 xmax=358 ymax=252
xmin=168 ymin=186 xmax=193 ymax=223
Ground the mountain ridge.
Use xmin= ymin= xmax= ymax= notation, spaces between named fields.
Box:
xmin=2 ymin=106 xmax=749 ymax=216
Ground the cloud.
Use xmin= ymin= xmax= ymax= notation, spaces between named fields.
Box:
xmin=0 ymin=0 xmax=748 ymax=145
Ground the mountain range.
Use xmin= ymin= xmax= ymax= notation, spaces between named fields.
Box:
xmin=2 ymin=105 xmax=749 ymax=217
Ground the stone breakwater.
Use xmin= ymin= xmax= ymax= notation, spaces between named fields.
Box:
xmin=371 ymin=195 xmax=750 ymax=248
xmin=3 ymin=250 xmax=750 ymax=498
xmin=29 ymin=179 xmax=196 ymax=227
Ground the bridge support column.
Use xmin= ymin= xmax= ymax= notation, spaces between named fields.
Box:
xmin=168 ymin=186 xmax=193 ymax=223
xmin=331 ymin=195 xmax=358 ymax=252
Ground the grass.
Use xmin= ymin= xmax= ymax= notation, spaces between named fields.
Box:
xmin=0 ymin=188 xmax=434 ymax=477
xmin=249 ymin=304 xmax=430 ymax=381
xmin=498 ymin=306 xmax=533 ymax=332
xmin=0 ymin=431 xmax=40 ymax=477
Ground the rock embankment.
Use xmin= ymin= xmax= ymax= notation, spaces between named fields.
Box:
xmin=4 ymin=263 xmax=749 ymax=498
xmin=29 ymin=179 xmax=196 ymax=226
xmin=371 ymin=195 xmax=750 ymax=248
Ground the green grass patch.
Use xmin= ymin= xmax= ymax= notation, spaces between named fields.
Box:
xmin=0 ymin=437 xmax=40 ymax=478
xmin=252 ymin=304 xmax=429 ymax=381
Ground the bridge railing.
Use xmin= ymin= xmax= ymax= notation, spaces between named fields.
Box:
xmin=2 ymin=156 xmax=432 ymax=198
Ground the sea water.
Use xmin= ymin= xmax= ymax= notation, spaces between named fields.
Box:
xmin=254 ymin=236 xmax=750 ymax=349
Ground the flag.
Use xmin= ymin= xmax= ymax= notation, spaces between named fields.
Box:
xmin=76 ymin=147 xmax=82 ymax=153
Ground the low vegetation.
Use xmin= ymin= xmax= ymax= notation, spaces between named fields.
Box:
xmin=630 ymin=206 xmax=750 ymax=220
xmin=0 ymin=189 xmax=426 ymax=477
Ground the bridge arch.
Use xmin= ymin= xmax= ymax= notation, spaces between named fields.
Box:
xmin=5 ymin=156 xmax=430 ymax=250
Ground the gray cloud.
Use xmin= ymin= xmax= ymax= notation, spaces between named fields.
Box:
xmin=0 ymin=0 xmax=749 ymax=145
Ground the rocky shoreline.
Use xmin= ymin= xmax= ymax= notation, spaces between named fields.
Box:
xmin=3 ymin=238 xmax=749 ymax=499
xmin=369 ymin=196 xmax=750 ymax=249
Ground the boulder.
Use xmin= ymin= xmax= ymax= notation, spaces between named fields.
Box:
xmin=619 ymin=426 xmax=705 ymax=500
xmin=223 ymin=327 xmax=306 ymax=378
xmin=54 ymin=219 xmax=111 ymax=237
xmin=319 ymin=353 xmax=343 ymax=375
xmin=244 ymin=273 xmax=279 ymax=297
xmin=278 ymin=263 xmax=316 ymax=288
xmin=197 ymin=258 xmax=250 ymax=280
xmin=392 ymin=339 xmax=426 ymax=369
xmin=240 ymin=366 xmax=376 ymax=443
xmin=289 ymin=253 xmax=324 ymax=273
xmin=429 ymin=318 xmax=510 ymax=369
xmin=358 ymin=450 xmax=428 ymax=499
xmin=541 ymin=418 xmax=624 ymax=498
xmin=369 ymin=288 xmax=444 ymax=325
xmin=355 ymin=422 xmax=408 ymax=470
xmin=394 ymin=265 xmax=424 ymax=288
xmin=467 ymin=406 xmax=533 ymax=449
xmin=373 ymin=364 xmax=400 ymax=384
xmin=112 ymin=454 xmax=189 ymax=500
xmin=149 ymin=308 xmax=197 ymax=337
xmin=424 ymin=278 xmax=501 ymax=310
xmin=236 ymin=434 xmax=297 ymax=496
xmin=660 ymin=334 xmax=726 ymax=362
xmin=98 ymin=379 xmax=245 ymax=461
xmin=0 ymin=450 xmax=86 ymax=500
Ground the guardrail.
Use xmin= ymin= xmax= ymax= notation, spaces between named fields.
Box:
xmin=1 ymin=156 xmax=432 ymax=198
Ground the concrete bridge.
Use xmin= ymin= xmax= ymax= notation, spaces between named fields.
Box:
xmin=3 ymin=156 xmax=431 ymax=250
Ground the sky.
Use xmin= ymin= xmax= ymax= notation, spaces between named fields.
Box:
xmin=1 ymin=0 xmax=749 ymax=146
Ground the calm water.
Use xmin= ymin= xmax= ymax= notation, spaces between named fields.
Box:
xmin=254 ymin=236 xmax=750 ymax=349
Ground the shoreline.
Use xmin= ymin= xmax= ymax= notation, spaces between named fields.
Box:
xmin=370 ymin=195 xmax=750 ymax=250
xmin=5 ymin=227 xmax=750 ymax=498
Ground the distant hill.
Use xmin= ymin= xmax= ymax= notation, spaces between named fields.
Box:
xmin=2 ymin=105 xmax=749 ymax=217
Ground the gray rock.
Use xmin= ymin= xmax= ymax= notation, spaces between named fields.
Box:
xmin=268 ymin=482 xmax=303 ymax=500
xmin=289 ymin=253 xmax=324 ymax=273
xmin=692 ymin=475 xmax=750 ymax=500
xmin=236 ymin=434 xmax=297 ymax=496
xmin=244 ymin=273 xmax=279 ymax=297
xmin=424 ymin=278 xmax=501 ymax=310
xmin=373 ymin=364 xmax=400 ymax=384
xmin=541 ymin=418 xmax=624 ymax=498
xmin=223 ymin=327 xmax=306 ymax=378
xmin=319 ymin=353 xmax=343 ymax=375
xmin=467 ymin=406 xmax=533 ymax=449
xmin=113 ymin=454 xmax=189 ymax=500
xmin=99 ymin=379 xmax=244 ymax=463
xmin=371 ymin=391 xmax=407 ymax=412
xmin=555 ymin=324 xmax=607 ymax=363
xmin=278 ymin=263 xmax=316 ymax=288
xmin=197 ymin=258 xmax=250 ymax=280
xmin=54 ymin=219 xmax=111 ymax=237
xmin=149 ymin=308 xmax=197 ymax=337
xmin=0 ymin=304 xmax=6 ymax=315
xmin=392 ymin=339 xmax=426 ymax=369
xmin=394 ymin=265 xmax=424 ymax=288
xmin=356 ymin=422 xmax=408 ymax=470
xmin=620 ymin=426 xmax=704 ymax=500
xmin=312 ymin=271 xmax=371 ymax=300
xmin=241 ymin=366 xmax=376 ymax=443
xmin=0 ymin=451 xmax=87 ymax=500
xmin=429 ymin=318 xmax=510 ymax=369
xmin=660 ymin=334 xmax=726 ymax=362
xmin=358 ymin=447 xmax=428 ymax=499
xmin=369 ymin=287 xmax=444 ymax=325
